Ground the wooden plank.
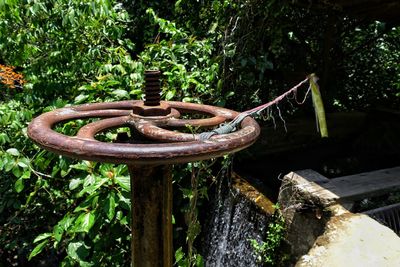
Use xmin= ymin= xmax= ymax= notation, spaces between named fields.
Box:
xmin=295 ymin=169 xmax=330 ymax=183
xmin=284 ymin=167 xmax=400 ymax=209
xmin=322 ymin=167 xmax=400 ymax=201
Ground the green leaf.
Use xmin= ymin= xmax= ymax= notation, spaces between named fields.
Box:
xmin=165 ymin=90 xmax=175 ymax=100
xmin=4 ymin=157 xmax=15 ymax=172
xmin=115 ymin=176 xmax=130 ymax=191
xmin=174 ymin=247 xmax=186 ymax=264
xmin=74 ymin=212 xmax=95 ymax=233
xmin=33 ymin=233 xmax=52 ymax=243
xmin=310 ymin=74 xmax=328 ymax=138
xmin=182 ymin=97 xmax=193 ymax=102
xmin=28 ymin=240 xmax=48 ymax=260
xmin=14 ymin=178 xmax=24 ymax=192
xmin=196 ymin=254 xmax=204 ymax=267
xmin=130 ymin=89 xmax=143 ymax=96
xmin=73 ymin=195 xmax=98 ymax=212
xmin=6 ymin=148 xmax=19 ymax=156
xmin=69 ymin=178 xmax=82 ymax=190
xmin=103 ymin=63 xmax=113 ymax=72
xmin=53 ymin=225 xmax=63 ymax=242
xmin=70 ymin=162 xmax=90 ymax=171
xmin=112 ymin=89 xmax=129 ymax=99
xmin=0 ymin=133 xmax=10 ymax=145
xmin=78 ymin=178 xmax=108 ymax=197
xmin=74 ymin=94 xmax=89 ymax=104
xmin=67 ymin=241 xmax=90 ymax=262
xmin=83 ymin=174 xmax=95 ymax=187
xmin=17 ymin=158 xmax=29 ymax=168
xmin=58 ymin=215 xmax=74 ymax=231
xmin=21 ymin=169 xmax=31 ymax=179
xmin=118 ymin=192 xmax=131 ymax=210
xmin=12 ymin=165 xmax=22 ymax=178
xmin=104 ymin=192 xmax=116 ymax=220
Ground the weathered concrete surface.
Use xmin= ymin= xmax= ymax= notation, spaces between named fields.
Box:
xmin=278 ymin=169 xmax=400 ymax=265
xmin=277 ymin=170 xmax=335 ymax=260
xmin=296 ymin=213 xmax=400 ymax=267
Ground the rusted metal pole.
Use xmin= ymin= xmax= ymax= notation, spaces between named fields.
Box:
xmin=128 ymin=164 xmax=173 ymax=267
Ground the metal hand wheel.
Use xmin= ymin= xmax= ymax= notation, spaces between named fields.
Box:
xmin=28 ymin=100 xmax=260 ymax=165
xmin=27 ymin=70 xmax=260 ymax=267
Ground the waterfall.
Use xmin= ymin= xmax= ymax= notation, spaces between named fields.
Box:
xmin=200 ymin=173 xmax=273 ymax=266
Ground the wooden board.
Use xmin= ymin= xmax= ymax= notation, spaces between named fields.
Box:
xmin=291 ymin=167 xmax=400 ymax=204
xmin=326 ymin=167 xmax=400 ymax=201
xmin=286 ymin=166 xmax=400 ymax=206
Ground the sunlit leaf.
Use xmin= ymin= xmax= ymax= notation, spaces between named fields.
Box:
xmin=69 ymin=178 xmax=82 ymax=190
xmin=28 ymin=240 xmax=48 ymax=260
xmin=74 ymin=212 xmax=95 ymax=233
xmin=104 ymin=192 xmax=116 ymax=220
xmin=6 ymin=148 xmax=19 ymax=156
xmin=309 ymin=74 xmax=328 ymax=138
xmin=67 ymin=241 xmax=90 ymax=262
xmin=33 ymin=233 xmax=52 ymax=243
xmin=111 ymin=89 xmax=129 ymax=99
xmin=115 ymin=176 xmax=130 ymax=191
xmin=14 ymin=178 xmax=24 ymax=192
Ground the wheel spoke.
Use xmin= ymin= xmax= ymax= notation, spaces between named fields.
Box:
xmin=77 ymin=116 xmax=130 ymax=139
xmin=167 ymin=116 xmax=227 ymax=127
xmin=134 ymin=121 xmax=198 ymax=142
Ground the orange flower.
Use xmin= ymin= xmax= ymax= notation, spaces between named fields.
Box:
xmin=0 ymin=64 xmax=26 ymax=89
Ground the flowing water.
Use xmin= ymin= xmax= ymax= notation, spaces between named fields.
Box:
xmin=200 ymin=174 xmax=273 ymax=266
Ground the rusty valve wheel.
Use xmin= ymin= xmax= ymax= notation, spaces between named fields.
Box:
xmin=27 ymin=70 xmax=260 ymax=267
xmin=28 ymin=84 xmax=260 ymax=165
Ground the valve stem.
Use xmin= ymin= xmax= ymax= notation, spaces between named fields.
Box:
xmin=144 ymin=70 xmax=161 ymax=106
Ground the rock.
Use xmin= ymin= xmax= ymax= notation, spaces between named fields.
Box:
xmin=296 ymin=213 xmax=400 ymax=267
xmin=277 ymin=170 xmax=334 ymax=261
xmin=278 ymin=168 xmax=400 ymax=266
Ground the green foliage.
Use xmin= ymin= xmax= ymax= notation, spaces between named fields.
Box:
xmin=173 ymin=0 xmax=289 ymax=109
xmin=1 ymin=3 xmax=224 ymax=265
xmin=250 ymin=209 xmax=286 ymax=266
xmin=171 ymin=1 xmax=400 ymax=112
xmin=0 ymin=0 xmax=133 ymax=97
xmin=0 ymin=95 xmax=132 ymax=266
xmin=0 ymin=99 xmax=34 ymax=210
xmin=140 ymin=8 xmax=224 ymax=104
xmin=46 ymin=163 xmax=131 ymax=266
xmin=175 ymin=246 xmax=204 ymax=267
xmin=0 ymin=0 xmax=135 ymax=265
xmin=68 ymin=6 xmax=226 ymax=105
xmin=172 ymin=161 xmax=211 ymax=267
xmin=0 ymin=98 xmax=58 ymax=264
xmin=338 ymin=22 xmax=400 ymax=110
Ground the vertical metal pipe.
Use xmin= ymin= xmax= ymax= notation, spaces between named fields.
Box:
xmin=128 ymin=164 xmax=173 ymax=267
